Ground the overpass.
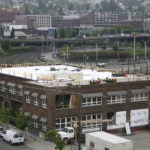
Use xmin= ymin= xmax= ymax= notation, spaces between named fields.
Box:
xmin=0 ymin=34 xmax=150 ymax=46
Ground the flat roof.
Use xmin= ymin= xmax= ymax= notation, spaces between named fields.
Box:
xmin=0 ymin=65 xmax=148 ymax=87
xmin=88 ymin=131 xmax=131 ymax=144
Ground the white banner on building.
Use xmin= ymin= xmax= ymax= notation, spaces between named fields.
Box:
xmin=130 ymin=108 xmax=149 ymax=127
xmin=107 ymin=111 xmax=126 ymax=130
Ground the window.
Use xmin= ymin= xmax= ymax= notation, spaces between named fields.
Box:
xmin=26 ymin=95 xmax=30 ymax=103
xmin=82 ymin=97 xmax=102 ymax=107
xmin=2 ymin=84 xmax=5 ymax=92
xmin=34 ymin=119 xmax=38 ymax=128
xmin=131 ymin=93 xmax=148 ymax=102
xmin=18 ymin=88 xmax=22 ymax=96
xmin=56 ymin=95 xmax=71 ymax=109
xmin=34 ymin=97 xmax=38 ymax=106
xmin=42 ymin=99 xmax=47 ymax=108
xmin=56 ymin=116 xmax=77 ymax=131
xmin=9 ymin=86 xmax=16 ymax=94
xmin=42 ymin=122 xmax=47 ymax=131
xmin=81 ymin=114 xmax=102 ymax=130
xmin=107 ymin=95 xmax=126 ymax=104
xmin=90 ymin=141 xmax=95 ymax=148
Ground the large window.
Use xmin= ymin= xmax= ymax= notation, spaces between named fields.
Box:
xmin=82 ymin=97 xmax=102 ymax=107
xmin=18 ymin=85 xmax=23 ymax=96
xmin=34 ymin=97 xmax=38 ymax=106
xmin=56 ymin=95 xmax=71 ymax=109
xmin=107 ymin=95 xmax=126 ymax=104
xmin=81 ymin=114 xmax=102 ymax=130
xmin=42 ymin=99 xmax=47 ymax=108
xmin=42 ymin=122 xmax=47 ymax=131
xmin=131 ymin=93 xmax=148 ymax=102
xmin=8 ymin=86 xmax=16 ymax=94
xmin=34 ymin=119 xmax=38 ymax=128
xmin=56 ymin=116 xmax=77 ymax=131
xmin=26 ymin=95 xmax=30 ymax=104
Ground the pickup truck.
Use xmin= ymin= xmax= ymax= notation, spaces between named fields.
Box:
xmin=57 ymin=127 xmax=74 ymax=143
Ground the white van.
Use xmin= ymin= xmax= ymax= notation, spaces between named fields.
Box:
xmin=2 ymin=128 xmax=24 ymax=145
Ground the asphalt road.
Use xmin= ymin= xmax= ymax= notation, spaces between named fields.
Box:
xmin=0 ymin=138 xmax=32 ymax=150
xmin=0 ymin=51 xmax=41 ymax=64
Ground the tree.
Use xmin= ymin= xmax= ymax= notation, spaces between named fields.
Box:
xmin=95 ymin=4 xmax=100 ymax=9
xmin=54 ymin=29 xmax=58 ymax=39
xmin=1 ymin=40 xmax=11 ymax=51
xmin=112 ymin=45 xmax=118 ymax=53
xmin=0 ymin=25 xmax=3 ymax=37
xmin=59 ymin=28 xmax=65 ymax=39
xmin=68 ymin=2 xmax=74 ymax=10
xmin=46 ymin=129 xmax=65 ymax=150
xmin=0 ymin=107 xmax=12 ymax=123
xmin=15 ymin=109 xmax=30 ymax=131
xmin=58 ymin=7 xmax=64 ymax=15
xmin=10 ymin=28 xmax=15 ymax=39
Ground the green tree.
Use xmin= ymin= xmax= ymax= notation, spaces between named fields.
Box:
xmin=54 ymin=29 xmax=58 ymax=39
xmin=95 ymin=4 xmax=100 ymax=9
xmin=0 ymin=107 xmax=12 ymax=123
xmin=46 ymin=129 xmax=65 ymax=150
xmin=59 ymin=28 xmax=65 ymax=39
xmin=68 ymin=2 xmax=74 ymax=10
xmin=15 ymin=109 xmax=30 ymax=131
xmin=0 ymin=25 xmax=3 ymax=37
xmin=58 ymin=7 xmax=64 ymax=15
xmin=112 ymin=45 xmax=118 ymax=53
xmin=1 ymin=40 xmax=11 ymax=51
xmin=10 ymin=28 xmax=15 ymax=39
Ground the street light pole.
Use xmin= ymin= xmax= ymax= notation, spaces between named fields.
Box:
xmin=96 ymin=43 xmax=98 ymax=65
xmin=133 ymin=36 xmax=136 ymax=62
xmin=133 ymin=36 xmax=136 ymax=72
xmin=144 ymin=41 xmax=147 ymax=63
xmin=83 ymin=40 xmax=86 ymax=66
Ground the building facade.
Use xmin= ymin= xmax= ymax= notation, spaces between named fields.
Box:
xmin=0 ymin=66 xmax=150 ymax=136
xmin=0 ymin=7 xmax=25 ymax=24
xmin=94 ymin=11 xmax=119 ymax=27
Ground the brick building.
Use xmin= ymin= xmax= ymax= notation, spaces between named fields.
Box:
xmin=0 ymin=7 xmax=25 ymax=24
xmin=93 ymin=11 xmax=119 ymax=27
xmin=0 ymin=65 xmax=149 ymax=135
xmin=120 ymin=19 xmax=144 ymax=29
xmin=63 ymin=16 xmax=80 ymax=27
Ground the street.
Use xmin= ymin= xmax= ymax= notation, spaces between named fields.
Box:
xmin=1 ymin=130 xmax=150 ymax=150
xmin=0 ymin=138 xmax=32 ymax=150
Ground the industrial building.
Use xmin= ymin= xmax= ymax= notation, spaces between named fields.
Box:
xmin=0 ymin=64 xmax=149 ymax=135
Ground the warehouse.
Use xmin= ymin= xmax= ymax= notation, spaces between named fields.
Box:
xmin=0 ymin=64 xmax=149 ymax=135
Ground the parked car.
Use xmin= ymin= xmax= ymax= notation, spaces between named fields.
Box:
xmin=2 ymin=128 xmax=24 ymax=145
xmin=0 ymin=127 xmax=5 ymax=137
xmin=97 ymin=63 xmax=106 ymax=67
